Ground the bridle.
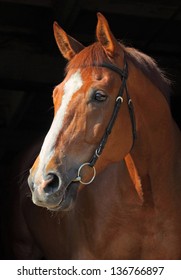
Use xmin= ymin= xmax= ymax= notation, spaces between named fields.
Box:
xmin=75 ymin=57 xmax=136 ymax=184
xmin=74 ymin=56 xmax=136 ymax=184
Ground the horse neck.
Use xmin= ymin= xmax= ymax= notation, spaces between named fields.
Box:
xmin=128 ymin=64 xmax=181 ymax=208
xmin=77 ymin=160 xmax=142 ymax=217
xmin=68 ymin=161 xmax=142 ymax=258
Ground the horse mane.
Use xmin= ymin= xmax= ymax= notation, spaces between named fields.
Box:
xmin=66 ymin=42 xmax=171 ymax=103
xmin=124 ymin=46 xmax=171 ymax=103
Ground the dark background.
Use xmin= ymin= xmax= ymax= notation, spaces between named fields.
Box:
xmin=0 ymin=0 xmax=181 ymax=259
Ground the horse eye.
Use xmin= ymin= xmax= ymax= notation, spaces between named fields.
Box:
xmin=94 ymin=91 xmax=107 ymax=102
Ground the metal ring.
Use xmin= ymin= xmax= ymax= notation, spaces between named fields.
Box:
xmin=128 ymin=98 xmax=132 ymax=105
xmin=95 ymin=149 xmax=100 ymax=158
xmin=77 ymin=163 xmax=96 ymax=185
xmin=116 ymin=96 xmax=124 ymax=103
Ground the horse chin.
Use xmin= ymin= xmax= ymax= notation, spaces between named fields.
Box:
xmin=45 ymin=181 xmax=80 ymax=212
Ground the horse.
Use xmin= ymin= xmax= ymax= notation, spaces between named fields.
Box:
xmin=11 ymin=13 xmax=181 ymax=259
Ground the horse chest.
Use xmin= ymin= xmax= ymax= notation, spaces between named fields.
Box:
xmin=69 ymin=218 xmax=143 ymax=259
xmin=140 ymin=212 xmax=181 ymax=259
xmin=71 ymin=213 xmax=181 ymax=260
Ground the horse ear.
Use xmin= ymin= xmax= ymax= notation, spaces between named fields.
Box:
xmin=96 ymin=13 xmax=120 ymax=58
xmin=53 ymin=21 xmax=85 ymax=60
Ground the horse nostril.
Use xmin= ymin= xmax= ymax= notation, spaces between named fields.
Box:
xmin=44 ymin=173 xmax=60 ymax=195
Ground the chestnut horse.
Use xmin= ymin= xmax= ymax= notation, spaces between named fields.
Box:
xmin=12 ymin=13 xmax=181 ymax=259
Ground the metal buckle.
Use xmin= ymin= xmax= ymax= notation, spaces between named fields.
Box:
xmin=74 ymin=163 xmax=96 ymax=185
xmin=116 ymin=96 xmax=124 ymax=103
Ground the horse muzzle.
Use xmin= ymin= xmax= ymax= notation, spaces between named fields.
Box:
xmin=28 ymin=172 xmax=80 ymax=211
xmin=28 ymin=160 xmax=97 ymax=211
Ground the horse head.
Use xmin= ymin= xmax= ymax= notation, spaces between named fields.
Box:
xmin=28 ymin=13 xmax=133 ymax=211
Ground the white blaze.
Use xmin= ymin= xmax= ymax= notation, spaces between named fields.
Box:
xmin=38 ymin=70 xmax=83 ymax=169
